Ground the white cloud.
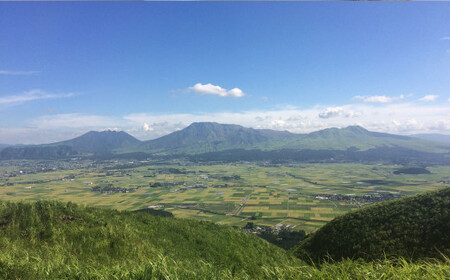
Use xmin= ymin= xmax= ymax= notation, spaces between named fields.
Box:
xmin=345 ymin=111 xmax=362 ymax=118
xmin=143 ymin=123 xmax=154 ymax=131
xmin=319 ymin=107 xmax=344 ymax=118
xmin=0 ymin=89 xmax=74 ymax=106
xmin=189 ymin=83 xmax=245 ymax=98
xmin=2 ymin=101 xmax=449 ymax=144
xmin=441 ymin=37 xmax=450 ymax=40
xmin=0 ymin=70 xmax=40 ymax=75
xmin=270 ymin=119 xmax=286 ymax=128
xmin=255 ymin=115 xmax=273 ymax=122
xmin=318 ymin=107 xmax=360 ymax=119
xmin=419 ymin=95 xmax=439 ymax=102
xmin=353 ymin=95 xmax=396 ymax=103
xmin=122 ymin=103 xmax=450 ymax=139
xmin=392 ymin=120 xmax=401 ymax=126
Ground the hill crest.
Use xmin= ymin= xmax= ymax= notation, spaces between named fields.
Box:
xmin=53 ymin=129 xmax=141 ymax=153
xmin=293 ymin=187 xmax=450 ymax=263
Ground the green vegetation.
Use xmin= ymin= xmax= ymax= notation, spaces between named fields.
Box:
xmin=0 ymin=145 xmax=76 ymax=160
xmin=0 ymin=200 xmax=298 ymax=279
xmin=243 ymin=222 xmax=306 ymax=250
xmin=132 ymin=207 xmax=174 ymax=217
xmin=138 ymin=123 xmax=450 ymax=155
xmin=393 ymin=167 xmax=431 ymax=175
xmin=55 ymin=130 xmax=140 ymax=154
xmin=2 ymin=123 xmax=449 ymax=162
xmin=293 ymin=187 xmax=450 ymax=263
xmin=1 ymin=157 xmax=449 ymax=278
xmin=1 ymin=162 xmax=449 ymax=232
xmin=0 ymin=199 xmax=449 ymax=279
xmin=261 ymin=259 xmax=450 ymax=280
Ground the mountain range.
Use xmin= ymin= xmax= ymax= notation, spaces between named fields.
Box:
xmin=1 ymin=122 xmax=449 ymax=163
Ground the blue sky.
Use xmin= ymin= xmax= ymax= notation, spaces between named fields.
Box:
xmin=1 ymin=2 xmax=449 ymax=144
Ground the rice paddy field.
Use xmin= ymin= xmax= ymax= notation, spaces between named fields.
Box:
xmin=1 ymin=160 xmax=449 ymax=232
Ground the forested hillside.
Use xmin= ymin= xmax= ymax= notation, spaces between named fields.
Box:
xmin=293 ymin=187 xmax=450 ymax=263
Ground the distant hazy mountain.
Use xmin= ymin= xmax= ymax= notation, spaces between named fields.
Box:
xmin=139 ymin=122 xmax=295 ymax=154
xmin=410 ymin=133 xmax=450 ymax=144
xmin=0 ymin=144 xmax=24 ymax=149
xmin=53 ymin=130 xmax=141 ymax=153
xmin=0 ymin=145 xmax=77 ymax=160
xmin=1 ymin=123 xmax=449 ymax=161
xmin=138 ymin=122 xmax=449 ymax=155
xmin=288 ymin=125 xmax=448 ymax=153
xmin=0 ymin=130 xmax=141 ymax=159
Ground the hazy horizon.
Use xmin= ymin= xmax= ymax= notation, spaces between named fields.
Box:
xmin=1 ymin=122 xmax=450 ymax=146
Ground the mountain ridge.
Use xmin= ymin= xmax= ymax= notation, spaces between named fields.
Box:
xmin=138 ymin=122 xmax=449 ymax=155
xmin=1 ymin=123 xmax=449 ymax=160
xmin=49 ymin=129 xmax=141 ymax=153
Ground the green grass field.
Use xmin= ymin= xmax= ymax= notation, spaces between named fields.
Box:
xmin=1 ymin=199 xmax=448 ymax=279
xmin=1 ymin=161 xmax=449 ymax=232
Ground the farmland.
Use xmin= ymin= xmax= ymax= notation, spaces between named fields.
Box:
xmin=1 ymin=159 xmax=449 ymax=232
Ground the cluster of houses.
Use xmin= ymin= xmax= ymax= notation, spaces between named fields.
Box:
xmin=91 ymin=184 xmax=146 ymax=194
xmin=242 ymin=222 xmax=296 ymax=235
xmin=314 ymin=192 xmax=401 ymax=203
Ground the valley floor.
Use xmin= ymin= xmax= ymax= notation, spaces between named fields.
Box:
xmin=0 ymin=160 xmax=448 ymax=232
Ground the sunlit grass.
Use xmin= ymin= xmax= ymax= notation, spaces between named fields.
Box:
xmin=1 ymin=253 xmax=449 ymax=279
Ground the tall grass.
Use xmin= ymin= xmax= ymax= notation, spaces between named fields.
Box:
xmin=261 ymin=258 xmax=450 ymax=280
xmin=0 ymin=200 xmax=449 ymax=279
xmin=1 ymin=253 xmax=449 ymax=280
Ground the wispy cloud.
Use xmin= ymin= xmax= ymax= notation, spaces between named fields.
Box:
xmin=189 ymin=83 xmax=245 ymax=98
xmin=441 ymin=36 xmax=450 ymax=40
xmin=31 ymin=113 xmax=120 ymax=129
xmin=143 ymin=123 xmax=153 ymax=132
xmin=0 ymin=89 xmax=75 ymax=106
xmin=2 ymin=101 xmax=449 ymax=144
xmin=0 ymin=70 xmax=40 ymax=75
xmin=318 ymin=107 xmax=343 ymax=118
xmin=419 ymin=95 xmax=439 ymax=102
xmin=353 ymin=94 xmax=405 ymax=103
xmin=122 ymin=102 xmax=450 ymax=140
xmin=318 ymin=107 xmax=360 ymax=119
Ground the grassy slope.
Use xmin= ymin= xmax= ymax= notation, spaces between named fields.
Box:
xmin=0 ymin=200 xmax=298 ymax=279
xmin=0 ymin=200 xmax=448 ymax=279
xmin=293 ymin=187 xmax=450 ymax=263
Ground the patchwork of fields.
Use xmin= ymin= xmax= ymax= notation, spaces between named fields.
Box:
xmin=1 ymin=161 xmax=448 ymax=232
